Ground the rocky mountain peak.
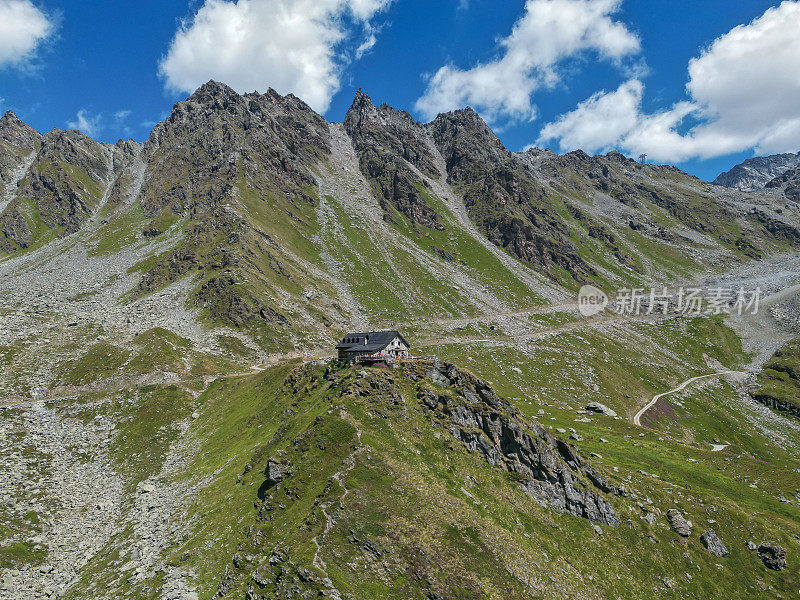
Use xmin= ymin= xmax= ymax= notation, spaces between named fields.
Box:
xmin=187 ymin=79 xmax=240 ymax=104
xmin=344 ymin=88 xmax=378 ymax=129
xmin=345 ymin=89 xmax=424 ymax=137
xmin=428 ymin=107 xmax=505 ymax=155
xmin=0 ymin=111 xmax=41 ymax=150
xmin=352 ymin=87 xmax=373 ymax=107
xmin=714 ymin=151 xmax=800 ymax=191
xmin=605 ymin=150 xmax=636 ymax=164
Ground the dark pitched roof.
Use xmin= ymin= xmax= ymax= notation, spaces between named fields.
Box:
xmin=336 ymin=330 xmax=410 ymax=352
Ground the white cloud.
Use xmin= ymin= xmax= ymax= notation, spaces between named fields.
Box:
xmin=415 ymin=0 xmax=640 ymax=123
xmin=159 ymin=0 xmax=392 ymax=114
xmin=0 ymin=0 xmax=53 ymax=67
xmin=114 ymin=110 xmax=132 ymax=120
xmin=538 ymin=79 xmax=643 ymax=153
xmin=67 ymin=110 xmax=102 ymax=138
xmin=539 ymin=1 xmax=800 ymax=161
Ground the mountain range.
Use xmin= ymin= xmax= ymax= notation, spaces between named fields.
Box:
xmin=1 ymin=81 xmax=800 ymax=599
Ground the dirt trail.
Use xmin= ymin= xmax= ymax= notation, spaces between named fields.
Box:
xmin=633 ymin=371 xmax=746 ymax=427
xmin=310 ymin=425 xmax=362 ymax=600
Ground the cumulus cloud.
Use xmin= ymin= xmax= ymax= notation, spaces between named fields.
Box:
xmin=415 ymin=0 xmax=640 ymax=123
xmin=538 ymin=79 xmax=643 ymax=154
xmin=0 ymin=0 xmax=53 ymax=68
xmin=67 ymin=110 xmax=102 ymax=138
xmin=159 ymin=0 xmax=392 ymax=114
xmin=539 ymin=0 xmax=800 ymax=161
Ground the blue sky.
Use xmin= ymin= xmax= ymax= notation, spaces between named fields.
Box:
xmin=0 ymin=0 xmax=797 ymax=181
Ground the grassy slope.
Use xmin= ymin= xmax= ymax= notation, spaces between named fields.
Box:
xmin=161 ymin=359 xmax=799 ymax=598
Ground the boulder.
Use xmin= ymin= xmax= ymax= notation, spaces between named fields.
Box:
xmin=264 ymin=459 xmax=291 ymax=487
xmin=586 ymin=402 xmax=617 ymax=418
xmin=666 ymin=509 xmax=692 ymax=537
xmin=757 ymin=543 xmax=787 ymax=571
xmin=700 ymin=529 xmax=728 ymax=557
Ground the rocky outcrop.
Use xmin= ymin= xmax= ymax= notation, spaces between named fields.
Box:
xmin=0 ymin=111 xmax=41 ymax=196
xmin=344 ymin=89 xmax=443 ymax=230
xmin=752 ymin=392 xmax=800 ymax=420
xmin=418 ymin=361 xmax=621 ymax=526
xmin=0 ymin=209 xmax=33 ymax=250
xmin=766 ymin=165 xmax=800 ymax=203
xmin=757 ymin=543 xmax=787 ymax=571
xmin=195 ymin=271 xmax=289 ymax=328
xmin=715 ymin=152 xmax=800 ymax=191
xmin=666 ymin=509 xmax=692 ymax=537
xmin=263 ymin=458 xmax=291 ymax=488
xmin=752 ymin=338 xmax=800 ymax=419
xmin=700 ymin=529 xmax=729 ymax=557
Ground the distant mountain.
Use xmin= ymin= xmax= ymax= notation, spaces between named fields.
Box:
xmin=714 ymin=151 xmax=800 ymax=191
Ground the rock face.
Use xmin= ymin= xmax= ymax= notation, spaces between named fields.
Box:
xmin=0 ymin=111 xmax=41 ymax=150
xmin=420 ymin=361 xmax=621 ymax=526
xmin=752 ymin=338 xmax=800 ymax=419
xmin=428 ymin=110 xmax=597 ymax=282
xmin=343 ymin=89 xmax=443 ymax=230
xmin=0 ymin=121 xmax=111 ymax=251
xmin=714 ymin=152 xmax=800 ymax=191
xmin=757 ymin=543 xmax=787 ymax=571
xmin=766 ymin=164 xmax=800 ymax=203
xmin=24 ymin=130 xmax=111 ymax=232
xmin=0 ymin=112 xmax=41 ymax=201
xmin=700 ymin=529 xmax=729 ymax=557
xmin=666 ymin=509 xmax=692 ymax=537
xmin=264 ymin=459 xmax=290 ymax=487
